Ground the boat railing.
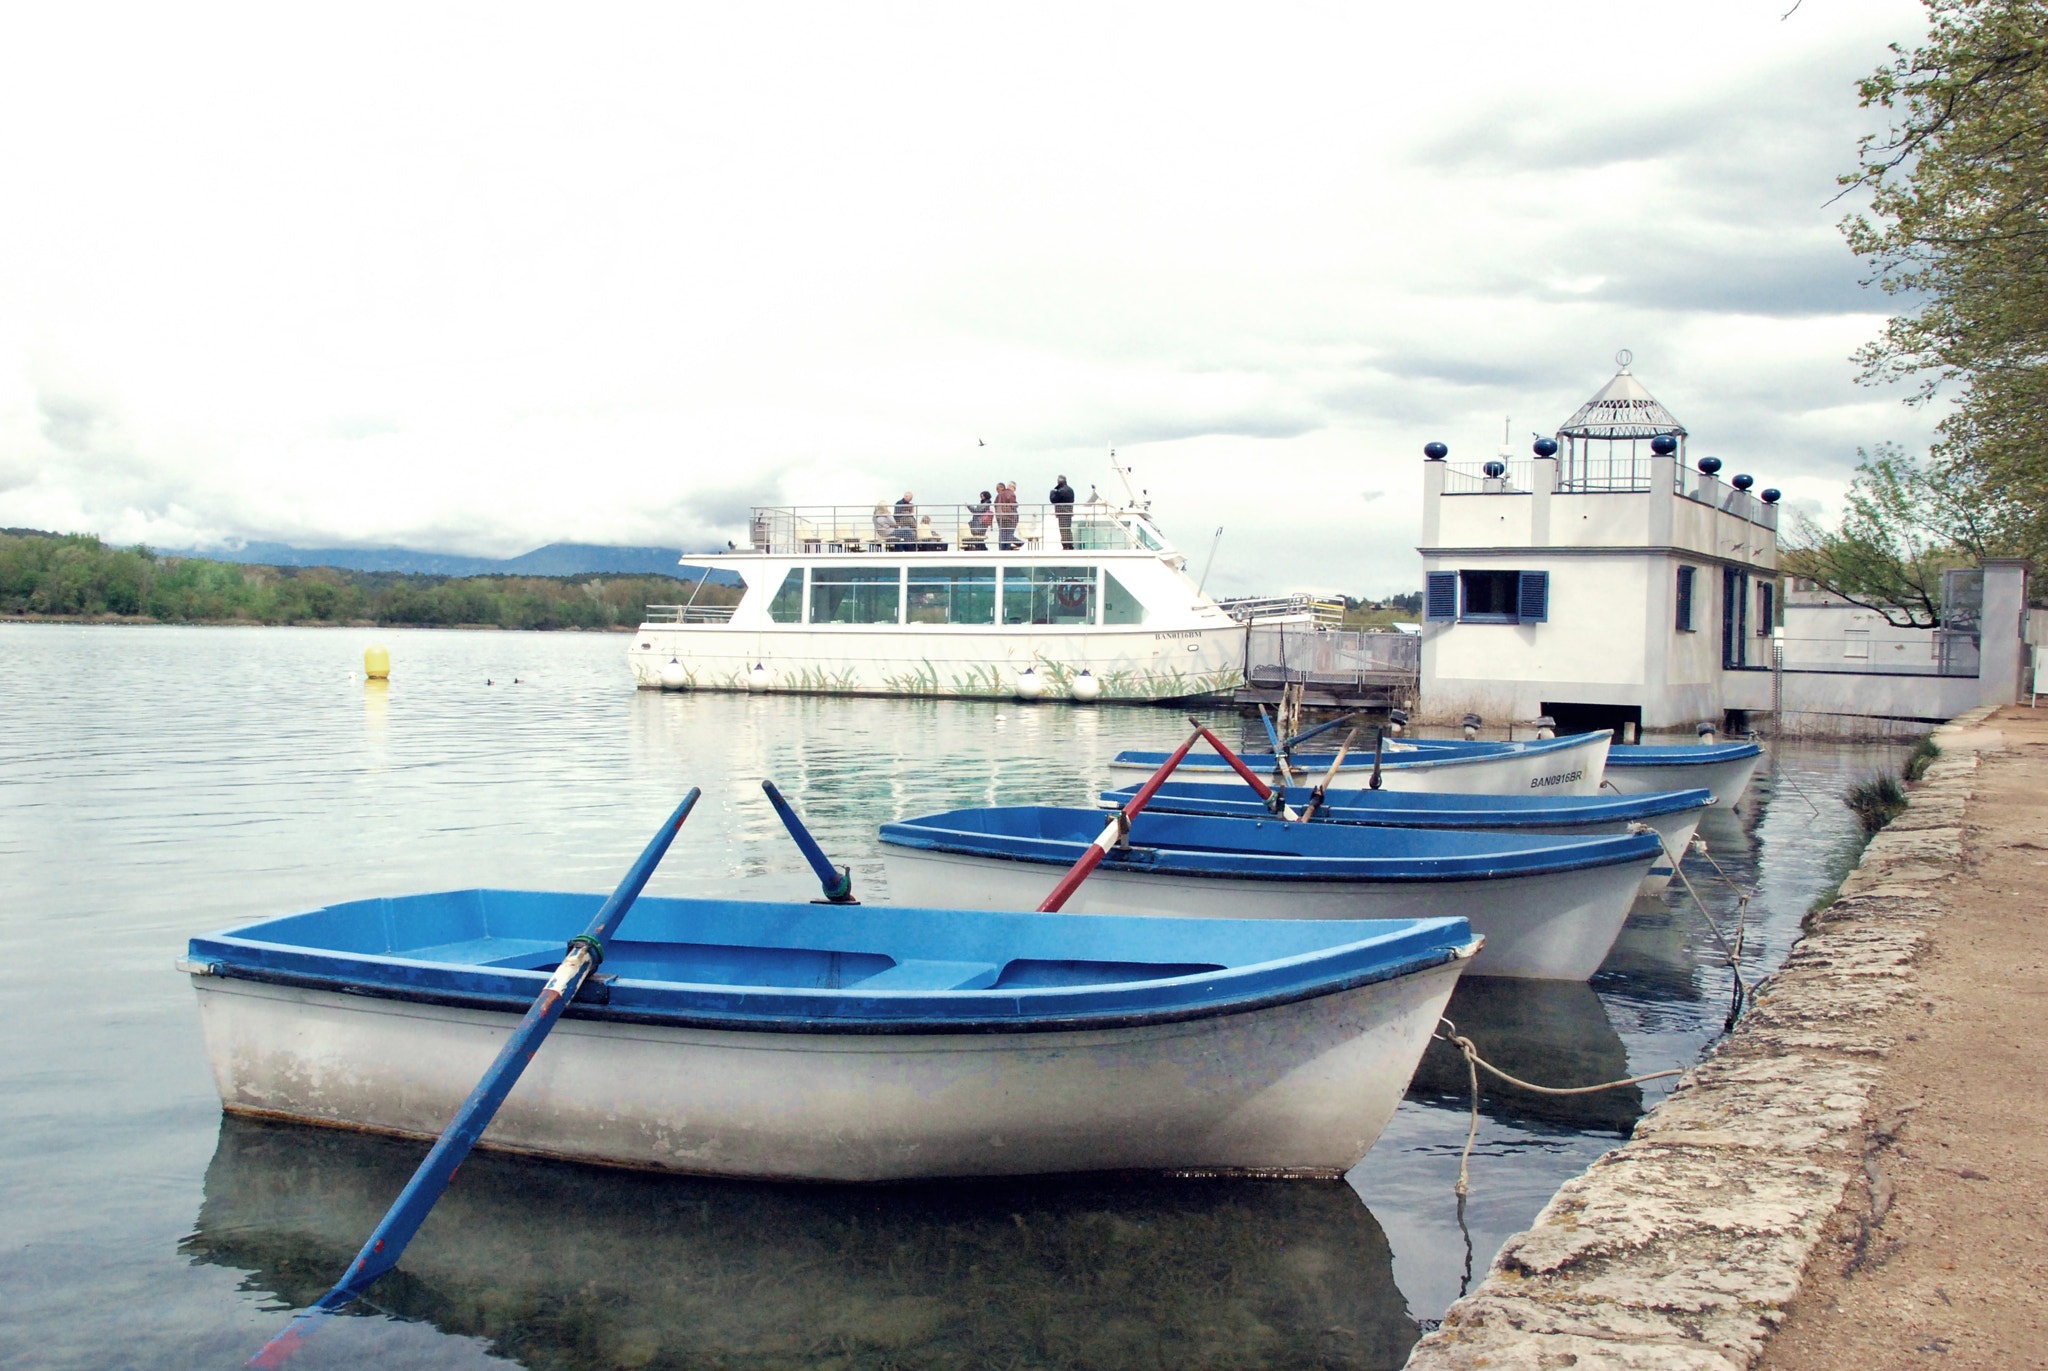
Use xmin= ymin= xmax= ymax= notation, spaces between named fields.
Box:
xmin=643 ymin=604 xmax=738 ymax=624
xmin=1216 ymin=594 xmax=1345 ymax=628
xmin=746 ymin=503 xmax=1153 ymax=555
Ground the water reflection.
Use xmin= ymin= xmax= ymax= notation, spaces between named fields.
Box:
xmin=1407 ymin=979 xmax=1641 ymax=1133
xmin=185 ymin=1116 xmax=1422 ymax=1371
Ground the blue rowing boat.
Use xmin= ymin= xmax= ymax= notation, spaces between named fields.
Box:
xmin=881 ymin=808 xmax=1659 ymax=980
xmin=1095 ymin=782 xmax=1710 ymax=893
xmin=1108 ymin=729 xmax=1609 ymax=795
xmin=181 ymin=892 xmax=1476 ymax=1181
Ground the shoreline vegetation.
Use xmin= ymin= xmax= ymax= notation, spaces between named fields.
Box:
xmin=2 ymin=528 xmax=1421 ymax=632
xmin=0 ymin=529 xmax=741 ymax=631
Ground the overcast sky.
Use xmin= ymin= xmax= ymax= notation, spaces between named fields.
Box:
xmin=0 ymin=0 xmax=1938 ymax=596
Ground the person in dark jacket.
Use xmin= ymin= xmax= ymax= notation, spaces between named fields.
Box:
xmin=1050 ymin=476 xmax=1075 ymax=550
xmin=966 ymin=491 xmax=992 ymax=549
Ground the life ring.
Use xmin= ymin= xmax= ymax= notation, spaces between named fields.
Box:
xmin=1054 ymin=582 xmax=1090 ymax=612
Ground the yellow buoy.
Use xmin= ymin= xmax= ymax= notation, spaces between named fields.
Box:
xmin=364 ymin=645 xmax=391 ymax=680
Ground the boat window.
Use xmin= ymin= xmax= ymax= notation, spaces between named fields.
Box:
xmin=1102 ymin=569 xmax=1146 ymax=624
xmin=1002 ymin=565 xmax=1096 ymax=626
xmin=810 ymin=566 xmax=902 ymax=624
xmin=767 ymin=569 xmax=804 ymax=623
xmin=1124 ymin=520 xmax=1164 ymax=552
xmin=907 ymin=566 xmax=996 ymax=625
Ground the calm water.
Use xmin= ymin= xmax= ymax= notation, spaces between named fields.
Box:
xmin=0 ymin=624 xmax=1893 ymax=1370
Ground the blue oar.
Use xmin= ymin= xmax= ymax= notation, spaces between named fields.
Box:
xmin=1256 ymin=704 xmax=1296 ymax=785
xmin=247 ymin=790 xmax=703 ymax=1368
xmin=1284 ymin=710 xmax=1366 ymax=753
xmin=762 ymin=780 xmax=858 ymax=903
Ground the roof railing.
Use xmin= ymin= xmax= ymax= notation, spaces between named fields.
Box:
xmin=742 ymin=503 xmax=1163 ymax=555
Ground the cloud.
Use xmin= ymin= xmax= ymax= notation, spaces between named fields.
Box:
xmin=0 ymin=0 xmax=1937 ymax=597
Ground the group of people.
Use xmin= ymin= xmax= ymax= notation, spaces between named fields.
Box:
xmin=871 ymin=478 xmax=1079 ymax=552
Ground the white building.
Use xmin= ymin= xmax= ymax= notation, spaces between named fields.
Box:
xmin=1417 ymin=357 xmax=1780 ymax=736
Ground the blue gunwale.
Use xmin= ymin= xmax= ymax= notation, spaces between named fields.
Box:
xmin=1600 ymin=742 xmax=1763 ymax=766
xmin=1111 ymin=730 xmax=1605 ymax=773
xmin=1096 ymin=782 xmax=1711 ymax=831
xmin=186 ymin=892 xmax=1473 ymax=1036
xmin=880 ymin=806 xmax=1661 ymax=881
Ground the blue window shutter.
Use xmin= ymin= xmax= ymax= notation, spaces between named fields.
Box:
xmin=1517 ymin=571 xmax=1549 ymax=623
xmin=1426 ymin=572 xmax=1458 ymax=621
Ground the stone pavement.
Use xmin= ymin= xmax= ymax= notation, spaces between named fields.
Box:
xmin=1402 ymin=708 xmax=2000 ymax=1371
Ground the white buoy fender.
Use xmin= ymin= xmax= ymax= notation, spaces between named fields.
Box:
xmin=1015 ymin=667 xmax=1044 ymax=701
xmin=1071 ymin=670 xmax=1100 ymax=702
xmin=659 ymin=658 xmax=690 ymax=691
xmin=747 ymin=663 xmax=771 ymax=692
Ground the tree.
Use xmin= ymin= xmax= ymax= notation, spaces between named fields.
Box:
xmin=1783 ymin=445 xmax=1983 ymax=625
xmin=1842 ymin=0 xmax=2048 ymax=565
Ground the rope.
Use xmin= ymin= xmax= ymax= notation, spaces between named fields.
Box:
xmin=1634 ymin=824 xmax=1757 ymax=1028
xmin=1435 ymin=1017 xmax=1683 ymax=1197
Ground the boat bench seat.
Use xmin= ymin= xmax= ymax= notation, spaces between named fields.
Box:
xmin=853 ymin=959 xmax=1001 ymax=992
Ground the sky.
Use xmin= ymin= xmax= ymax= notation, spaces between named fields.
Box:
xmin=0 ymin=0 xmax=1941 ymax=597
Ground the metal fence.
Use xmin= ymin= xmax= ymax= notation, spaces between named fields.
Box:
xmin=1215 ymin=594 xmax=1345 ymax=627
xmin=1245 ymin=624 xmax=1419 ymax=690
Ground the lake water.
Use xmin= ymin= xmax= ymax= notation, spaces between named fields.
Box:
xmin=0 ymin=624 xmax=1895 ymax=1370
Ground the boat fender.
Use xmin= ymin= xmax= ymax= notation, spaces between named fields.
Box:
xmin=1696 ymin=721 xmax=1717 ymax=744
xmin=747 ymin=663 xmax=771 ymax=692
xmin=659 ymin=657 xmax=690 ymax=691
xmin=1015 ymin=667 xmax=1044 ymax=701
xmin=1072 ymin=669 xmax=1101 ymax=702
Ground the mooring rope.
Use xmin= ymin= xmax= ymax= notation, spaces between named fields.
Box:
xmin=1434 ymin=1018 xmax=1684 ymax=1197
xmin=1632 ymin=824 xmax=1755 ymax=1028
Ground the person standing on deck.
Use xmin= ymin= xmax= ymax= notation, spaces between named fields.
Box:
xmin=1050 ymin=475 xmax=1075 ymax=550
xmin=966 ymin=492 xmax=992 ymax=549
xmin=994 ymin=483 xmax=1020 ymax=549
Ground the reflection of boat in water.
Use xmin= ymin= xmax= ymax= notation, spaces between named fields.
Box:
xmin=184 ymin=1116 xmax=1423 ymax=1370
xmin=1405 ymin=979 xmax=1643 ymax=1133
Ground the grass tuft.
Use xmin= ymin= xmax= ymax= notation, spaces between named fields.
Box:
xmin=1844 ymin=771 xmax=1909 ymax=834
xmin=1901 ymin=735 xmax=1942 ymax=782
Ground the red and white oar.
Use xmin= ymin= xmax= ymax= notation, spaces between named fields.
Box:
xmin=1184 ymin=719 xmax=1304 ymax=821
xmin=1038 ymin=722 xmax=1208 ymax=912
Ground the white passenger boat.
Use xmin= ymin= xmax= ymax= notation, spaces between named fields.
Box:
xmin=1107 ymin=730 xmax=1612 ymax=796
xmin=629 ymin=498 xmax=1244 ymax=702
xmin=181 ymin=892 xmax=1477 ymax=1181
xmin=881 ymin=808 xmax=1659 ymax=980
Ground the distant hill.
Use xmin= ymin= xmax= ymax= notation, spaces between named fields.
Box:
xmin=163 ymin=540 xmax=743 ymax=585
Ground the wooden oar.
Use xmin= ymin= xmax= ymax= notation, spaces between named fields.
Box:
xmin=1186 ymin=719 xmax=1304 ymax=821
xmin=1039 ymin=723 xmax=1204 ymax=912
xmin=1283 ymin=710 xmax=1365 ymax=753
xmin=1256 ymin=704 xmax=1298 ymax=787
xmin=1300 ymin=730 xmax=1359 ymax=821
xmin=246 ymin=791 xmax=703 ymax=1368
xmin=761 ymin=779 xmax=858 ymax=903
xmin=1368 ymin=727 xmax=1386 ymax=790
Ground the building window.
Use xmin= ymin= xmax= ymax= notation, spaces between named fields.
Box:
xmin=1844 ymin=629 xmax=1871 ymax=660
xmin=1425 ymin=570 xmax=1547 ymax=623
xmin=1002 ymin=566 xmax=1097 ymax=625
xmin=810 ymin=566 xmax=901 ymax=624
xmin=767 ymin=568 xmax=805 ymax=623
xmin=907 ymin=566 xmax=996 ymax=625
xmin=1102 ymin=569 xmax=1146 ymax=624
xmin=1756 ymin=581 xmax=1775 ymax=636
xmin=1676 ymin=565 xmax=1696 ymax=632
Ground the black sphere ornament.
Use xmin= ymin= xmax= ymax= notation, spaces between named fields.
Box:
xmin=1533 ymin=437 xmax=1559 ymax=457
xmin=1483 ymin=460 xmax=1506 ymax=477
xmin=1650 ymin=434 xmax=1678 ymax=456
xmin=1698 ymin=456 xmax=1723 ymax=475
xmin=1424 ymin=442 xmax=1449 ymax=460
xmin=1761 ymin=488 xmax=1781 ymax=504
xmin=1732 ymin=474 xmax=1754 ymax=491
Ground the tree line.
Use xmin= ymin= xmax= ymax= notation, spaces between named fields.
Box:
xmin=0 ymin=530 xmax=740 ymax=629
xmin=1791 ymin=0 xmax=2048 ymax=625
